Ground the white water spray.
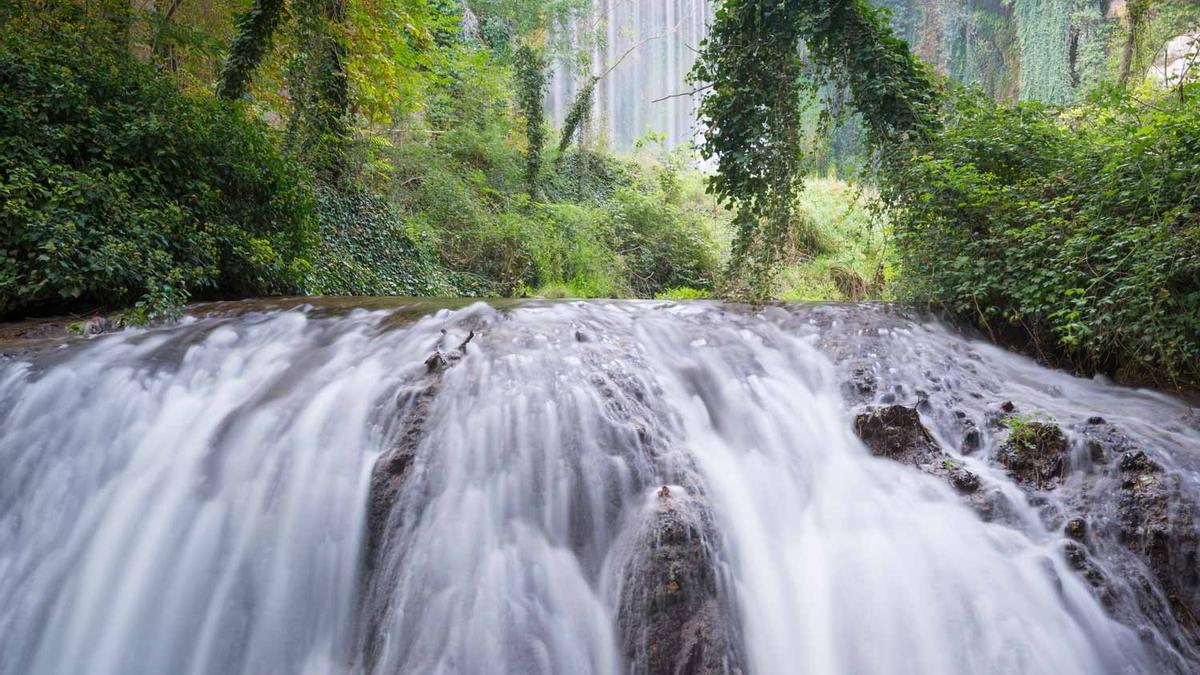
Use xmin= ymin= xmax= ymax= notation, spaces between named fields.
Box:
xmin=2 ymin=301 xmax=1196 ymax=674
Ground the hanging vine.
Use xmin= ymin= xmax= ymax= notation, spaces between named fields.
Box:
xmin=690 ymin=0 xmax=940 ymax=301
xmin=287 ymin=0 xmax=352 ymax=186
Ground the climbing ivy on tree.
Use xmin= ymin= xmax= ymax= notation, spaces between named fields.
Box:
xmin=691 ymin=0 xmax=939 ymax=301
xmin=287 ymin=0 xmax=352 ymax=187
xmin=216 ymin=0 xmax=288 ymax=100
xmin=514 ymin=43 xmax=547 ymax=192
xmin=556 ymin=75 xmax=595 ymax=158
xmin=690 ymin=0 xmax=810 ymax=300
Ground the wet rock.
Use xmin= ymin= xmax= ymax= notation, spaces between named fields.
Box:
xmin=995 ymin=422 xmax=1068 ymax=488
xmin=838 ymin=360 xmax=879 ymax=404
xmin=961 ymin=427 xmax=982 ymax=454
xmin=1119 ymin=450 xmax=1160 ymax=476
xmin=360 ymin=378 xmax=443 ymax=669
xmin=383 ymin=453 xmax=410 ymax=479
xmin=1115 ymin=451 xmax=1200 ymax=643
xmin=1079 ymin=421 xmax=1135 ymax=465
xmin=854 ymin=405 xmax=939 ymax=464
xmin=1066 ymin=518 xmax=1088 ymax=542
xmin=914 ymin=389 xmax=933 ymax=413
xmin=1000 ymin=400 xmax=1016 ymax=413
xmin=854 ymin=405 xmax=984 ymax=498
xmin=425 ymin=329 xmax=477 ymax=373
xmin=1088 ymin=416 xmax=1107 ymax=425
xmin=969 ymin=489 xmax=1020 ymax=525
xmin=850 ymin=366 xmax=877 ymax=398
xmin=1064 ymin=541 xmax=1109 ymax=599
xmin=949 ymin=466 xmax=981 ymax=493
xmin=424 ymin=351 xmax=448 ymax=373
xmin=617 ymin=489 xmax=741 ymax=675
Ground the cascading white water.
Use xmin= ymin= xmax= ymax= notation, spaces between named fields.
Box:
xmin=547 ymin=0 xmax=712 ymax=153
xmin=2 ymin=300 xmax=1197 ymax=674
xmin=0 ymin=310 xmax=436 ymax=675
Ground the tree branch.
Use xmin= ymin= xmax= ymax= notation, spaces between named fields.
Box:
xmin=650 ymin=84 xmax=713 ymax=104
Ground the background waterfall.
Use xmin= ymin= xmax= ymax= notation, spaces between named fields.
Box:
xmin=547 ymin=0 xmax=712 ymax=153
xmin=4 ymin=299 xmax=1198 ymax=674
xmin=542 ymin=0 xmax=1163 ymax=155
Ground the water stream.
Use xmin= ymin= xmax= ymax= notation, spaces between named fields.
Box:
xmin=1 ymin=300 xmax=1197 ymax=674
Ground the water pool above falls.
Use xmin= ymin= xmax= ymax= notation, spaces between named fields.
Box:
xmin=1 ymin=300 xmax=1198 ymax=674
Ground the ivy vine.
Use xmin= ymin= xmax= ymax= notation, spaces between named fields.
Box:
xmin=514 ymin=43 xmax=548 ymax=192
xmin=690 ymin=0 xmax=940 ymax=301
xmin=216 ymin=0 xmax=288 ymax=101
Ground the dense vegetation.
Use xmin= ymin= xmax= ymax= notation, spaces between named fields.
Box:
xmin=2 ymin=0 xmax=1198 ymax=389
xmin=691 ymin=0 xmax=939 ymax=301
xmin=0 ymin=0 xmax=725 ymax=320
xmin=886 ymin=84 xmax=1200 ymax=385
xmin=695 ymin=0 xmax=1199 ymax=388
xmin=0 ymin=28 xmax=312 ymax=320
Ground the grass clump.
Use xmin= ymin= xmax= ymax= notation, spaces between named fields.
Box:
xmin=776 ymin=178 xmax=891 ymax=302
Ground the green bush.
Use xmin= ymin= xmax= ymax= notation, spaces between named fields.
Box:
xmin=777 ymin=178 xmax=890 ymax=302
xmin=607 ymin=187 xmax=720 ymax=297
xmin=0 ymin=27 xmax=313 ymax=319
xmin=374 ymin=114 xmax=722 ymax=298
xmin=887 ymin=85 xmax=1200 ymax=387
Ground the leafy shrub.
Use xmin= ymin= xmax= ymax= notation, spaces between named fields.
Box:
xmin=777 ymin=178 xmax=890 ymax=302
xmin=886 ymin=85 xmax=1200 ymax=387
xmin=0 ymin=27 xmax=313 ymax=319
xmin=606 ymin=187 xmax=719 ymax=297
xmin=655 ymin=287 xmax=712 ymax=300
xmin=376 ymin=114 xmax=722 ymax=298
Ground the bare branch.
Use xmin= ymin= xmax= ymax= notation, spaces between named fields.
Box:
xmin=651 ymin=84 xmax=713 ymax=104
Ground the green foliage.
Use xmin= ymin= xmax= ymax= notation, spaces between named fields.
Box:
xmin=375 ymin=104 xmax=722 ymax=299
xmin=1003 ymin=412 xmax=1057 ymax=453
xmin=217 ymin=0 xmax=288 ymax=100
xmin=691 ymin=0 xmax=810 ymax=301
xmin=0 ymin=26 xmax=313 ymax=319
xmin=777 ymin=178 xmax=891 ymax=302
xmin=1010 ymin=0 xmax=1108 ymax=103
xmin=468 ymin=0 xmax=588 ymax=57
xmin=608 ymin=187 xmax=721 ymax=297
xmin=655 ymin=287 xmax=712 ymax=300
xmin=691 ymin=0 xmax=939 ymax=302
xmin=287 ymin=0 xmax=353 ymax=186
xmin=306 ymin=187 xmax=484 ymax=296
xmin=513 ymin=44 xmax=548 ymax=191
xmin=886 ymin=84 xmax=1200 ymax=387
xmin=557 ymin=75 xmax=596 ymax=157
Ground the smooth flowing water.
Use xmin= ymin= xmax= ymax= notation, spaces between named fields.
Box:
xmin=1 ymin=300 xmax=1197 ymax=674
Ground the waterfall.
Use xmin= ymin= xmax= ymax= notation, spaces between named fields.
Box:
xmin=547 ymin=0 xmax=713 ymax=153
xmin=2 ymin=300 xmax=1199 ymax=674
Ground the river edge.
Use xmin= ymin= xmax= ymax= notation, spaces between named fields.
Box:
xmin=2 ymin=296 xmax=1197 ymax=404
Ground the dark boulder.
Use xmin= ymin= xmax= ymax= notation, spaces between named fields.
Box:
xmin=617 ymin=487 xmax=742 ymax=675
xmin=1065 ymin=517 xmax=1088 ymax=542
xmin=961 ymin=427 xmax=982 ymax=454
xmin=1115 ymin=451 xmax=1200 ymax=644
xmin=854 ymin=405 xmax=986 ymax=499
xmin=855 ymin=405 xmax=939 ymax=464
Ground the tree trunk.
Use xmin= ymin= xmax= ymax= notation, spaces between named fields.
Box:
xmin=217 ymin=0 xmax=288 ymax=100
